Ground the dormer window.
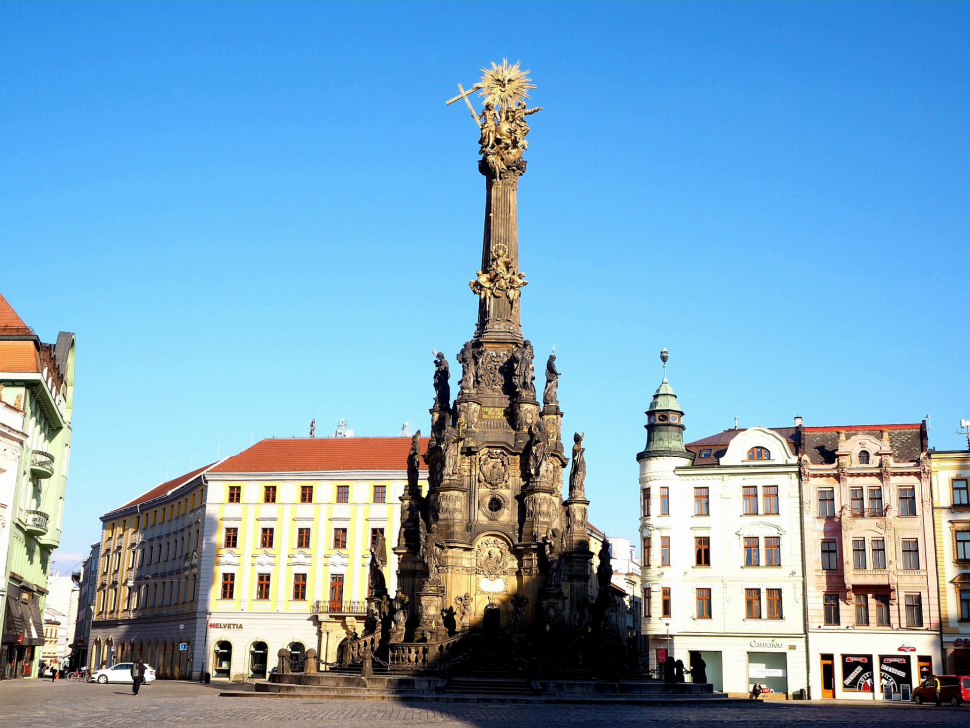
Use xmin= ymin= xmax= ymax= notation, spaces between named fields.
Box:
xmin=747 ymin=447 xmax=771 ymax=461
xmin=700 ymin=449 xmax=713 ymax=458
xmin=859 ymin=450 xmax=870 ymax=465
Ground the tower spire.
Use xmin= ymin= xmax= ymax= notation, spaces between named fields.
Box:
xmin=637 ymin=349 xmax=693 ymax=462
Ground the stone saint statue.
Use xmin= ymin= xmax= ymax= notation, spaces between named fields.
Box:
xmin=419 ymin=522 xmax=446 ymax=577
xmin=596 ymin=537 xmax=614 ymax=594
xmin=441 ymin=424 xmax=461 ymax=478
xmin=368 ymin=549 xmax=387 ymax=596
xmin=432 ymin=350 xmax=451 ymax=411
xmin=457 ymin=340 xmax=476 ymax=393
xmin=543 ymin=528 xmax=565 ymax=589
xmin=568 ymin=432 xmax=586 ymax=499
xmin=528 ymin=420 xmax=547 ymax=479
xmin=513 ymin=340 xmax=536 ymax=399
xmin=407 ymin=431 xmax=421 ymax=490
xmin=543 ymin=350 xmax=560 ymax=407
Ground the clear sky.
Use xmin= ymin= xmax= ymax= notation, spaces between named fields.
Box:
xmin=2 ymin=2 xmax=967 ymax=571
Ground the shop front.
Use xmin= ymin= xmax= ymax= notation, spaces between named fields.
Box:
xmin=1 ymin=585 xmax=45 ymax=679
xmin=945 ymin=637 xmax=970 ymax=675
xmin=748 ymin=651 xmax=788 ymax=696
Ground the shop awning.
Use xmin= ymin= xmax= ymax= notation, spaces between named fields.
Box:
xmin=2 ymin=598 xmax=27 ymax=643
xmin=25 ymin=599 xmax=45 ymax=646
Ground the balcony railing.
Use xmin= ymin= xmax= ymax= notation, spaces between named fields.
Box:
xmin=312 ymin=599 xmax=367 ymax=615
xmin=851 ymin=506 xmax=888 ymax=518
xmin=30 ymin=451 xmax=55 ymax=479
xmin=24 ymin=510 xmax=50 ymax=535
xmin=850 ymin=568 xmax=890 ymax=585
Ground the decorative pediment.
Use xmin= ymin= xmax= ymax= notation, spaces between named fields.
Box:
xmin=217 ymin=550 xmax=241 ymax=567
xmin=250 ymin=550 xmax=276 ymax=568
xmin=736 ymin=521 xmax=785 ymax=538
xmin=287 ymin=551 xmax=312 ymax=567
xmin=328 ymin=551 xmax=349 ymax=569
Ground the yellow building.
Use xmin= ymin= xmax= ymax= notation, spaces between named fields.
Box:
xmin=86 ymin=437 xmax=427 ymax=680
xmin=930 ymin=448 xmax=970 ymax=674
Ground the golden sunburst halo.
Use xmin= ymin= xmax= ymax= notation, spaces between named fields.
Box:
xmin=479 ymin=59 xmax=535 ymax=110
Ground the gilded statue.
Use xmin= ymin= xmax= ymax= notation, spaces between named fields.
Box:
xmin=469 ymin=244 xmax=528 ymax=306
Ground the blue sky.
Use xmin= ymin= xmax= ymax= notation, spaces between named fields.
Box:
xmin=2 ymin=2 xmax=967 ymax=570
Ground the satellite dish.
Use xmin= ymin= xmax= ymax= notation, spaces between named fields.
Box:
xmin=345 ymin=430 xmax=355 ymax=438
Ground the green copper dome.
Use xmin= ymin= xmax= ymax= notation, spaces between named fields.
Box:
xmin=637 ymin=350 xmax=693 ymax=462
xmin=648 ymin=377 xmax=682 ymax=414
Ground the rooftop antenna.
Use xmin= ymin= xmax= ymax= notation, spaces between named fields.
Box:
xmin=960 ymin=420 xmax=970 ymax=450
xmin=660 ymin=347 xmax=669 ymax=382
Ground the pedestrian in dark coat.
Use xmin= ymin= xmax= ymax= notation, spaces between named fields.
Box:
xmin=131 ymin=658 xmax=146 ymax=695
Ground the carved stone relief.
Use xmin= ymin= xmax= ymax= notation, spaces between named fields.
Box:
xmin=479 ymin=449 xmax=510 ymax=488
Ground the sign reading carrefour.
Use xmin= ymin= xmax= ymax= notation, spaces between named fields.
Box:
xmin=749 ymin=639 xmax=785 ymax=649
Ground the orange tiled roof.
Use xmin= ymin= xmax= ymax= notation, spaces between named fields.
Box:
xmin=0 ymin=341 xmax=40 ymax=372
xmin=211 ymin=437 xmax=430 ymax=474
xmin=111 ymin=463 xmax=215 ymax=513
xmin=0 ymin=293 xmax=33 ymax=335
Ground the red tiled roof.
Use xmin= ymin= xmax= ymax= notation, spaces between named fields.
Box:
xmin=803 ymin=424 xmax=921 ymax=432
xmin=0 ymin=293 xmax=33 ymax=335
xmin=0 ymin=341 xmax=40 ymax=372
xmin=111 ymin=463 xmax=215 ymax=514
xmin=211 ymin=437 xmax=431 ymax=474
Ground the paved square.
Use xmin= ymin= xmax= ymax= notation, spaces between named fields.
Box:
xmin=2 ymin=680 xmax=968 ymax=728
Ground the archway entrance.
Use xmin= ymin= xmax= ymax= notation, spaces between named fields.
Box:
xmin=213 ymin=641 xmax=232 ymax=678
xmin=288 ymin=642 xmax=305 ymax=673
xmin=249 ymin=641 xmax=268 ymax=678
xmin=483 ymin=604 xmax=500 ymax=638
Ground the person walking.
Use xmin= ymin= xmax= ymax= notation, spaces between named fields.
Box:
xmin=130 ymin=658 xmax=146 ymax=695
xmin=50 ymin=658 xmax=59 ymax=682
xmin=933 ymin=674 xmax=942 ymax=707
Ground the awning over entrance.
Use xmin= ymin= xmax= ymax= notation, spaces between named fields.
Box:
xmin=2 ymin=598 xmax=27 ymax=643
xmin=26 ymin=598 xmax=45 ymax=647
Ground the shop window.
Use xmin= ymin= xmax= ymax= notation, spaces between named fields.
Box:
xmin=765 ymin=537 xmax=781 ymax=566
xmin=957 ymin=531 xmax=970 ymax=562
xmin=300 ymin=485 xmax=313 ymax=503
xmin=858 ymin=450 xmax=870 ymax=465
xmin=223 ymin=528 xmax=238 ymax=549
xmin=213 ymin=641 xmax=232 ymax=678
xmin=899 ymin=487 xmax=917 ymax=516
xmin=855 ymin=594 xmax=869 ymax=625
xmin=695 ymin=537 xmax=710 ymax=566
xmin=249 ymin=641 xmax=268 ymax=679
xmin=333 ymin=528 xmax=348 ymax=550
xmin=696 ymin=588 xmax=712 ymax=619
xmin=745 ymin=588 xmax=761 ymax=619
xmin=260 ymin=528 xmax=274 ymax=549
xmin=821 ymin=540 xmax=838 ymax=570
xmin=954 ymin=479 xmax=970 ymax=506
xmin=744 ymin=537 xmax=760 ymax=566
xmin=763 ymin=486 xmax=779 ymax=515
xmin=872 ymin=539 xmax=887 ymax=569
xmin=660 ymin=487 xmax=669 ymax=515
xmin=661 ymin=587 xmax=671 ymax=618
xmin=373 ymin=485 xmax=386 ymax=503
xmin=875 ymin=594 xmax=891 ymax=626
xmin=766 ymin=588 xmax=783 ymax=619
xmin=747 ymin=447 xmax=770 ymax=461
xmin=823 ymin=593 xmax=840 ymax=625
xmin=819 ymin=489 xmax=836 ymax=517
xmin=905 ymin=593 xmax=923 ymax=627
xmin=853 ymin=539 xmax=867 ymax=570
xmin=742 ymin=486 xmax=758 ymax=515
xmin=902 ymin=539 xmax=920 ymax=570
xmin=694 ymin=487 xmax=709 ymax=515
xmin=256 ymin=574 xmax=271 ymax=600
xmin=292 ymin=574 xmax=307 ymax=601
xmin=297 ymin=528 xmax=311 ymax=549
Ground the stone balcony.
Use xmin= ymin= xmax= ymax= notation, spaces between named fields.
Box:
xmin=30 ymin=450 xmax=55 ymax=479
xmin=24 ymin=509 xmax=50 ymax=535
xmin=849 ymin=568 xmax=890 ymax=586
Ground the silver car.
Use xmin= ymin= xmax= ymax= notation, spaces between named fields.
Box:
xmin=89 ymin=662 xmax=156 ymax=684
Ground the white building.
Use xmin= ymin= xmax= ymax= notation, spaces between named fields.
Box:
xmin=637 ymin=356 xmax=807 ymax=697
xmin=0 ymin=399 xmax=27 ymax=646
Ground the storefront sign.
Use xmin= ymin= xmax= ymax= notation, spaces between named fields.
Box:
xmin=749 ymin=668 xmax=786 ymax=678
xmin=955 ymin=638 xmax=970 ymax=647
xmin=749 ymin=639 xmax=785 ymax=649
xmin=209 ymin=622 xmax=243 ymax=630
xmin=656 ymin=648 xmax=668 ymax=664
xmin=842 ymin=654 xmax=874 ymax=692
xmin=879 ymin=655 xmax=912 ymax=697
xmin=898 ymin=643 xmax=916 ymax=652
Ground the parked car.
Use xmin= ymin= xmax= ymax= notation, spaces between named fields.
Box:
xmin=912 ymin=675 xmax=970 ymax=705
xmin=89 ymin=663 xmax=156 ymax=685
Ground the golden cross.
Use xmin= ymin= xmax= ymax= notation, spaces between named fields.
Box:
xmin=446 ymin=83 xmax=484 ymax=125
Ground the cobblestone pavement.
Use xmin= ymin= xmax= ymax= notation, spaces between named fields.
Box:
xmin=2 ymin=679 xmax=969 ymax=728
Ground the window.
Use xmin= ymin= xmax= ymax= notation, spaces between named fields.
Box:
xmin=661 ymin=536 xmax=670 ymax=566
xmin=850 ymin=488 xmax=865 ymax=516
xmin=336 ymin=485 xmax=350 ymax=504
xmin=852 ymin=539 xmax=867 ymax=570
xmin=739 ymin=487 xmax=756 ymax=516
xmin=643 ymin=536 xmax=651 ymax=567
xmin=300 ymin=485 xmax=313 ymax=503
xmin=373 ymin=485 xmax=386 ymax=503
xmin=875 ymin=594 xmax=891 ymax=626
xmin=902 ymin=539 xmax=920 ymax=570
xmin=329 ymin=574 xmax=344 ymax=607
xmin=661 ymin=587 xmax=671 ymax=618
xmin=747 ymin=447 xmax=770 ymax=461
xmin=292 ymin=573 xmax=307 ymax=601
xmin=644 ymin=586 xmax=652 ymax=617
xmin=370 ymin=528 xmax=384 ymax=549
xmin=259 ymin=528 xmax=274 ymax=549
xmin=821 ymin=540 xmax=839 ymax=570
xmin=859 ymin=450 xmax=870 ymax=465
xmin=694 ymin=487 xmax=709 ymax=515
xmin=333 ymin=528 xmax=348 ymax=550
xmin=744 ymin=537 xmax=760 ymax=566
xmin=956 ymin=531 xmax=970 ymax=561
xmin=765 ymin=537 xmax=781 ymax=566
xmin=766 ymin=588 xmax=783 ymax=619
xmin=953 ymin=479 xmax=969 ymax=507
xmin=905 ymin=593 xmax=923 ymax=627
xmin=872 ymin=539 xmax=887 ymax=569
xmin=869 ymin=487 xmax=884 ymax=515
xmin=642 ymin=488 xmax=651 ymax=517
xmin=819 ymin=489 xmax=836 ymax=517
xmin=696 ymin=588 xmax=712 ymax=619
xmin=700 ymin=449 xmax=712 ymax=458
xmin=660 ymin=487 xmax=669 ymax=515
xmin=854 ymin=594 xmax=869 ymax=625
xmin=297 ymin=528 xmax=311 ymax=549
xmin=228 ymin=486 xmax=241 ymax=503
xmin=745 ymin=588 xmax=762 ymax=619
xmin=223 ymin=528 xmax=238 ymax=549
xmin=695 ymin=537 xmax=710 ymax=566
xmin=899 ymin=487 xmax=917 ymax=516
xmin=823 ymin=593 xmax=840 ymax=625
xmin=256 ymin=573 xmax=271 ymax=600
xmin=959 ymin=589 xmax=970 ymax=621
xmin=220 ymin=573 xmax=235 ymax=600
xmin=763 ymin=486 xmax=779 ymax=515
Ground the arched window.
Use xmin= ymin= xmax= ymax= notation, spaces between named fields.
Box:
xmin=747 ymin=446 xmax=771 ymax=461
xmin=859 ymin=450 xmax=870 ymax=465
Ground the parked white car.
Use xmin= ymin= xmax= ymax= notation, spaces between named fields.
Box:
xmin=90 ymin=663 xmax=156 ymax=684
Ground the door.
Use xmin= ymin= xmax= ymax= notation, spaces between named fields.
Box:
xmin=917 ymin=656 xmax=932 ymax=683
xmin=329 ymin=575 xmax=344 ymax=611
xmin=483 ymin=605 xmax=500 ymax=637
xmin=821 ymin=654 xmax=835 ymax=699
